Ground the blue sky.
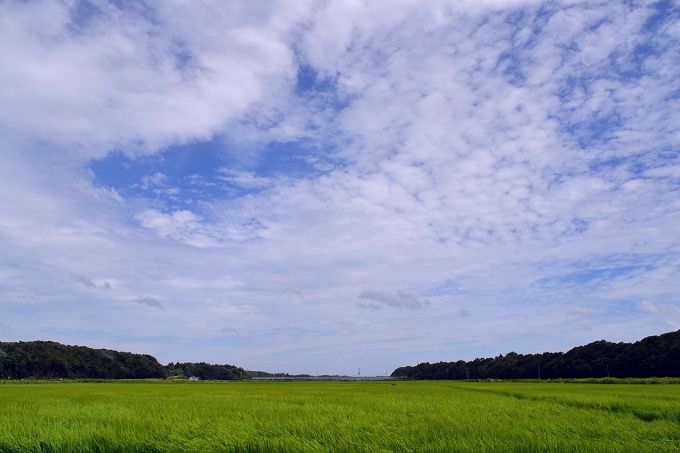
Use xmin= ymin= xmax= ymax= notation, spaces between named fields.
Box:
xmin=1 ymin=0 xmax=679 ymax=375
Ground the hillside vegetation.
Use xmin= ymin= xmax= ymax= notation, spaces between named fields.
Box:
xmin=393 ymin=329 xmax=680 ymax=379
xmin=0 ymin=341 xmax=165 ymax=379
xmin=0 ymin=341 xmax=244 ymax=380
xmin=2 ymin=329 xmax=679 ymax=381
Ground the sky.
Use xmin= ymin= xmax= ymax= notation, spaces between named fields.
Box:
xmin=0 ymin=0 xmax=679 ymax=376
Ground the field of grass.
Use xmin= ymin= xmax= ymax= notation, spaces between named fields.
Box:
xmin=1 ymin=380 xmax=679 ymax=452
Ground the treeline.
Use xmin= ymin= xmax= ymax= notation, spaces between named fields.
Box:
xmin=0 ymin=341 xmax=165 ymax=379
xmin=247 ymin=370 xmax=312 ymax=378
xmin=392 ymin=329 xmax=680 ymax=380
xmin=166 ymin=362 xmax=247 ymax=380
xmin=0 ymin=341 xmax=246 ymax=380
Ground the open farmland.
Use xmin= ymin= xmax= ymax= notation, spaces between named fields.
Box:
xmin=1 ymin=381 xmax=679 ymax=452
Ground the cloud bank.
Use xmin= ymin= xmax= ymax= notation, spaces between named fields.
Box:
xmin=0 ymin=0 xmax=678 ymax=375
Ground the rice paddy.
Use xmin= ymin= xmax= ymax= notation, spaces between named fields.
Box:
xmin=1 ymin=380 xmax=679 ymax=452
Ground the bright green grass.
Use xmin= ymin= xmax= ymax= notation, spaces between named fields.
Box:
xmin=1 ymin=381 xmax=679 ymax=452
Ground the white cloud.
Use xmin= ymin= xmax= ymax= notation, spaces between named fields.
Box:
xmin=645 ymin=166 xmax=680 ymax=178
xmin=568 ymin=306 xmax=595 ymax=317
xmin=135 ymin=209 xmax=223 ymax=248
xmin=218 ymin=168 xmax=272 ymax=189
xmin=140 ymin=173 xmax=168 ymax=189
xmin=638 ymin=301 xmax=680 ymax=329
xmin=0 ymin=0 xmax=313 ymax=158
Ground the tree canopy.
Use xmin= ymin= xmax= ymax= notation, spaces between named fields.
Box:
xmin=165 ymin=362 xmax=247 ymax=380
xmin=0 ymin=341 xmax=165 ymax=379
xmin=0 ymin=341 xmax=246 ymax=380
xmin=392 ymin=329 xmax=680 ymax=380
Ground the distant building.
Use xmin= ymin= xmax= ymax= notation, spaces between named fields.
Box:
xmin=188 ymin=376 xmax=200 ymax=381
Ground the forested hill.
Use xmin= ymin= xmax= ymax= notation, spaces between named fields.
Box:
xmin=0 ymin=341 xmax=247 ymax=380
xmin=392 ymin=330 xmax=680 ymax=380
xmin=0 ymin=341 xmax=166 ymax=379
xmin=166 ymin=362 xmax=247 ymax=380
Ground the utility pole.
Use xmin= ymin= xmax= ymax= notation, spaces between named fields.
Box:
xmin=357 ymin=367 xmax=361 ymax=378
xmin=606 ymin=364 xmax=610 ymax=378
xmin=538 ymin=362 xmax=541 ymax=380
xmin=465 ymin=366 xmax=470 ymax=380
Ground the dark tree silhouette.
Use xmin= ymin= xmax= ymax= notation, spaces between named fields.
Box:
xmin=392 ymin=330 xmax=680 ymax=379
xmin=0 ymin=341 xmax=166 ymax=379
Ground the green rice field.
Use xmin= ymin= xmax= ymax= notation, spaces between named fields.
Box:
xmin=1 ymin=380 xmax=679 ymax=452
